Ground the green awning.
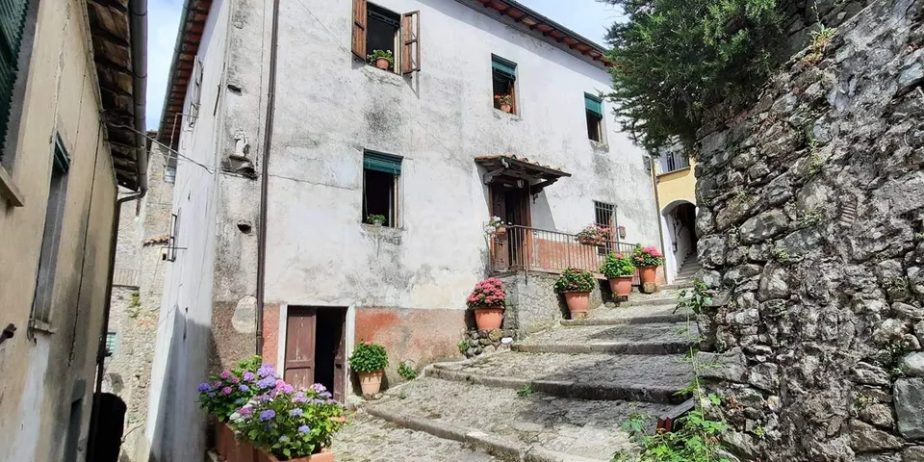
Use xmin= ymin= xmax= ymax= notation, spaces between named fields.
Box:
xmin=363 ymin=152 xmax=402 ymax=175
xmin=492 ymin=56 xmax=517 ymax=81
xmin=585 ymin=94 xmax=603 ymax=118
xmin=53 ymin=137 xmax=70 ymax=174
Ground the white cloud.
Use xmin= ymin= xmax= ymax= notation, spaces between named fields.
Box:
xmin=146 ymin=0 xmax=184 ymax=130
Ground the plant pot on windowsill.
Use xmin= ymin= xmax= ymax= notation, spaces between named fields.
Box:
xmin=563 ymin=292 xmax=591 ymax=318
xmin=255 ymin=446 xmax=334 ymax=462
xmin=372 ymin=221 xmax=384 ymax=227
xmin=374 ymin=58 xmax=390 ymax=70
xmin=500 ymin=104 xmax=512 ymax=113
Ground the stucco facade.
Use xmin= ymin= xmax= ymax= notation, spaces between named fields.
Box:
xmin=0 ymin=1 xmax=131 ymax=461
xmin=655 ymin=157 xmax=698 ymax=283
xmin=146 ymin=0 xmax=660 ymax=459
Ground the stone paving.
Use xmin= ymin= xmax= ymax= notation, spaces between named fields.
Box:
xmin=370 ymin=377 xmax=674 ymax=460
xmin=332 ymin=411 xmax=503 ymax=462
xmin=520 ymin=321 xmax=695 ymax=345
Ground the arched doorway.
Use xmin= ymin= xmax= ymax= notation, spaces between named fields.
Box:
xmin=660 ymin=200 xmax=698 ymax=284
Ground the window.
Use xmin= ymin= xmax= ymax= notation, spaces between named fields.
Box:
xmin=585 ymin=94 xmax=604 ymax=142
xmin=658 ymin=151 xmax=690 ymax=174
xmin=105 ymin=332 xmax=117 ymax=357
xmin=594 ymin=201 xmax=616 ymax=254
xmin=362 ymin=151 xmax=401 ymax=227
xmin=0 ymin=0 xmax=31 ymax=164
xmin=351 ymin=0 xmax=420 ymax=74
xmin=492 ymin=55 xmax=517 ymax=114
xmin=30 ymin=135 xmax=70 ymax=329
xmin=188 ymin=57 xmax=203 ymax=127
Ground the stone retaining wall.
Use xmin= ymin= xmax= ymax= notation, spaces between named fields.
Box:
xmin=695 ymin=0 xmax=924 ymax=458
xmin=499 ymin=272 xmax=607 ymax=335
xmin=461 ymin=329 xmax=518 ymax=359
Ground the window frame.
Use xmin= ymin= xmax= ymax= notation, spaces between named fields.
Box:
xmin=362 ymin=151 xmax=402 ymax=228
xmin=491 ymin=54 xmax=518 ymax=115
xmin=594 ymin=201 xmax=617 ymax=254
xmin=166 ymin=210 xmax=180 ymax=262
xmin=658 ymin=151 xmax=691 ymax=175
xmin=584 ymin=93 xmax=605 ymax=143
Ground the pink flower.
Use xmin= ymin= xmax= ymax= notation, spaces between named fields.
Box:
xmin=220 ymin=370 xmax=232 ymax=379
xmin=231 ymin=377 xmax=240 ymax=384
xmin=222 ymin=387 xmax=232 ymax=395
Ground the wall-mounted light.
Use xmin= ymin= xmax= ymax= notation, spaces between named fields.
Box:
xmin=617 ymin=226 xmax=627 ymax=239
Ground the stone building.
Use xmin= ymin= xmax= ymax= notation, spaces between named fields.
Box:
xmin=0 ymin=0 xmax=148 ymax=461
xmin=104 ymin=137 xmax=175 ymax=462
xmin=143 ymin=1 xmax=662 ymax=460
xmin=695 ymin=0 xmax=924 ymax=459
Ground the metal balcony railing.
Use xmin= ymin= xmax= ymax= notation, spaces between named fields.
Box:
xmin=489 ymin=225 xmax=641 ymax=284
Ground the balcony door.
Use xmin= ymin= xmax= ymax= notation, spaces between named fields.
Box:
xmin=491 ymin=184 xmax=531 ymax=271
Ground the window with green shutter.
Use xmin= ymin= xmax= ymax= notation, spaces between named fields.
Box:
xmin=0 ymin=0 xmax=30 ymax=160
xmin=585 ymin=93 xmax=604 ymax=142
xmin=492 ymin=55 xmax=517 ymax=114
xmin=362 ymin=151 xmax=402 ymax=227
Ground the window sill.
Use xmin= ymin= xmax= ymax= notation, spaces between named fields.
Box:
xmin=361 ymin=223 xmax=403 ymax=232
xmin=492 ymin=109 xmax=520 ymax=121
xmin=359 ymin=63 xmax=408 ymax=81
xmin=656 ymin=167 xmax=692 ymax=178
xmin=0 ymin=165 xmax=24 ymax=207
xmin=589 ymin=140 xmax=610 ymax=152
xmin=30 ymin=320 xmax=56 ymax=335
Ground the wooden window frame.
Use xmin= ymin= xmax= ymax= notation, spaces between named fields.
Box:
xmin=353 ymin=0 xmax=421 ymax=75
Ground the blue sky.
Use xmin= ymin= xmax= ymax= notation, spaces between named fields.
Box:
xmin=145 ymin=0 xmax=624 ymax=129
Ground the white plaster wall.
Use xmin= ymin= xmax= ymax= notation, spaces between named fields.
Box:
xmin=144 ymin=1 xmax=229 ymax=461
xmin=264 ymin=0 xmax=660 ymax=310
xmin=660 ymin=200 xmax=696 ymax=283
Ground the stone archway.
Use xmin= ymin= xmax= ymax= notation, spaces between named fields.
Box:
xmin=660 ymin=199 xmax=698 ymax=284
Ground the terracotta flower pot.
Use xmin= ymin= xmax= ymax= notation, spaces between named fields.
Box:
xmin=375 ymin=58 xmax=390 ymax=70
xmin=473 ymin=307 xmax=504 ymax=330
xmin=639 ymin=266 xmax=657 ymax=284
xmin=500 ymin=103 xmax=512 ymax=113
xmin=214 ymin=419 xmax=234 ymax=460
xmin=495 ymin=226 xmax=506 ymax=235
xmin=608 ymin=276 xmax=633 ymax=298
xmin=358 ymin=370 xmax=384 ymax=396
xmin=564 ymin=292 xmax=591 ymax=318
xmin=256 ymin=446 xmax=334 ymax=462
xmin=579 ymin=236 xmax=605 ymax=246
xmin=231 ymin=439 xmax=257 ymax=462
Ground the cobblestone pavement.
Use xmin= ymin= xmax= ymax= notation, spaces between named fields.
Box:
xmin=520 ymin=321 xmax=695 ymax=344
xmin=371 ymin=378 xmax=673 ymax=460
xmin=332 ymin=411 xmax=503 ymax=462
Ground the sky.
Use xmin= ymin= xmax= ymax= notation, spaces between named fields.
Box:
xmin=144 ymin=0 xmax=624 ymax=130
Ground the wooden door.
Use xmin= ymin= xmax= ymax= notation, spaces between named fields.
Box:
xmin=490 ymin=185 xmax=509 ymax=271
xmin=285 ymin=307 xmax=317 ymax=389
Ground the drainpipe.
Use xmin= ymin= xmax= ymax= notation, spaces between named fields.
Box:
xmin=87 ymin=0 xmax=148 ymax=458
xmin=256 ymin=0 xmax=281 ymax=356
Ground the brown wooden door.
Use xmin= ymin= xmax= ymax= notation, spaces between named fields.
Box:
xmin=333 ymin=330 xmax=346 ymax=402
xmin=491 ymin=185 xmax=509 ymax=271
xmin=285 ymin=307 xmax=317 ymax=390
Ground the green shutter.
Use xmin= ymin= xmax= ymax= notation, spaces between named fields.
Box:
xmin=363 ymin=152 xmax=402 ymax=175
xmin=53 ymin=136 xmax=69 ymax=174
xmin=585 ymin=94 xmax=603 ymax=118
xmin=0 ymin=0 xmax=29 ymax=154
xmin=491 ymin=56 xmax=517 ymax=81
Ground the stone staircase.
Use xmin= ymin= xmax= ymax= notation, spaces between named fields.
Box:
xmin=671 ymin=256 xmax=702 ymax=288
xmin=351 ymin=286 xmax=706 ymax=462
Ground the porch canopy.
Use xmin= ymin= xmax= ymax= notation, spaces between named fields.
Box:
xmin=474 ymin=155 xmax=571 ymax=194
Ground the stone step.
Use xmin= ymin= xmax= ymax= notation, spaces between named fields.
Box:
xmin=364 ymin=377 xmax=673 ymax=462
xmin=515 ymin=322 xmax=697 ymax=355
xmin=624 ymin=293 xmax=687 ymax=307
xmin=332 ymin=411 xmax=504 ymax=462
xmin=428 ymin=352 xmax=693 ymax=404
xmin=561 ymin=304 xmax=692 ymax=326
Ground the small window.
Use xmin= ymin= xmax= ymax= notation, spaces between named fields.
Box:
xmin=585 ymin=94 xmax=604 ymax=142
xmin=188 ymin=57 xmax=203 ymax=127
xmin=492 ymin=55 xmax=517 ymax=114
xmin=166 ymin=210 xmax=180 ymax=262
xmin=31 ymin=135 xmax=71 ymax=329
xmin=658 ymin=151 xmax=690 ymax=174
xmin=594 ymin=201 xmax=616 ymax=254
xmin=352 ymin=0 xmax=420 ymax=74
xmin=362 ymin=151 xmax=401 ymax=227
xmin=0 ymin=0 xmax=32 ymax=166
xmin=105 ymin=332 xmax=118 ymax=357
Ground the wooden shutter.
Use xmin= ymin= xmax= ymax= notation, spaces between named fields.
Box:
xmin=401 ymin=11 xmax=420 ymax=74
xmin=0 ymin=0 xmax=29 ymax=154
xmin=284 ymin=307 xmax=317 ymax=390
xmin=351 ymin=0 xmax=367 ymax=60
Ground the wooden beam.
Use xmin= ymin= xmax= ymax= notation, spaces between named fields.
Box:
xmin=657 ymin=399 xmax=696 ymax=433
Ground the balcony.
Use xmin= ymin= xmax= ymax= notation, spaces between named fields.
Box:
xmin=489 ymin=225 xmax=641 ymax=284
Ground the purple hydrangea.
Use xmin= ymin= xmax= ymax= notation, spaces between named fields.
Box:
xmin=197 ymin=383 xmax=210 ymax=392
xmin=292 ymin=393 xmax=307 ymax=403
xmin=257 ymin=363 xmax=276 ymax=378
xmin=256 ymin=377 xmax=277 ymax=389
xmin=239 ymin=385 xmax=250 ymax=392
xmin=238 ymin=407 xmax=253 ymax=416
xmin=222 ymin=387 xmax=233 ymax=395
xmin=319 ymin=391 xmax=332 ymax=399
xmin=310 ymin=383 xmax=327 ymax=393
xmin=220 ymin=370 xmax=232 ymax=379
xmin=259 ymin=410 xmax=276 ymax=422
xmin=290 ymin=408 xmax=303 ymax=416
xmin=207 ymin=392 xmax=216 ymax=398
xmin=242 ymin=371 xmax=255 ymax=382
xmin=282 ymin=384 xmax=295 ymax=394
xmin=298 ymin=425 xmax=311 ymax=434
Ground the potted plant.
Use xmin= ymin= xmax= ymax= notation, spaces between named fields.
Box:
xmin=632 ymin=245 xmax=664 ymax=285
xmin=348 ymin=341 xmax=389 ymax=396
xmin=231 ymin=382 xmax=346 ymax=462
xmin=367 ymin=214 xmax=386 ymax=227
xmin=367 ymin=50 xmax=393 ymax=70
xmin=575 ymin=224 xmax=611 ymax=246
xmin=466 ymin=277 xmax=506 ymax=330
xmin=494 ymin=94 xmax=513 ymax=113
xmin=197 ymin=356 xmax=266 ymax=461
xmin=600 ymin=253 xmax=635 ymax=299
xmin=484 ymin=216 xmax=505 ymax=235
xmin=554 ymin=268 xmax=596 ymax=318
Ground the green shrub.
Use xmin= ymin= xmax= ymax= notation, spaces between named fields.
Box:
xmin=554 ymin=268 xmax=596 ymax=293
xmin=398 ymin=361 xmax=418 ymax=381
xmin=348 ymin=341 xmax=388 ymax=373
xmin=603 ymin=0 xmax=783 ymax=153
xmin=600 ymin=253 xmax=636 ymax=278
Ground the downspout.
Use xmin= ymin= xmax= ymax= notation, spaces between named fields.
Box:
xmin=87 ymin=0 xmax=148 ymax=458
xmin=256 ymin=0 xmax=281 ymax=355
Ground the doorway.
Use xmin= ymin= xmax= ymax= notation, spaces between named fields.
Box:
xmin=284 ymin=307 xmax=347 ymax=402
xmin=491 ymin=184 xmax=531 ymax=270
xmin=660 ymin=201 xmax=698 ymax=282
